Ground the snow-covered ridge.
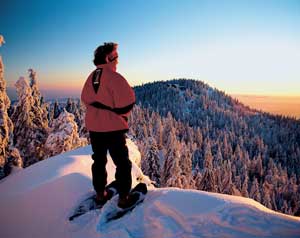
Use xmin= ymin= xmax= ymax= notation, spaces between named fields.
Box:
xmin=0 ymin=140 xmax=299 ymax=238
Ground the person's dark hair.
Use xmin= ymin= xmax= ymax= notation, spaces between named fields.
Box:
xmin=93 ymin=42 xmax=118 ymax=66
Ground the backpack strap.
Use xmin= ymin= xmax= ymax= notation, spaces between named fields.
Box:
xmin=92 ymin=68 xmax=103 ymax=94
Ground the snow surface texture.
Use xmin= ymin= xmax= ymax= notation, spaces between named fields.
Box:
xmin=0 ymin=139 xmax=299 ymax=238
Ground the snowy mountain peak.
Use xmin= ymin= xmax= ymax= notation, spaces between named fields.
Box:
xmin=0 ymin=140 xmax=299 ymax=238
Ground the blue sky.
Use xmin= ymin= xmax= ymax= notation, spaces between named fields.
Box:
xmin=1 ymin=0 xmax=300 ymax=98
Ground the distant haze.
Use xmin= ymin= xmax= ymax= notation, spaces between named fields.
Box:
xmin=7 ymin=87 xmax=80 ymax=101
xmin=7 ymin=86 xmax=299 ymax=119
xmin=233 ymin=94 xmax=300 ymax=119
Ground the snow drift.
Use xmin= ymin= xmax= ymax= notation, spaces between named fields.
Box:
xmin=0 ymin=139 xmax=299 ymax=238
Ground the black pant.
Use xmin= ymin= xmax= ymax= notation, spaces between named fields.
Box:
xmin=89 ymin=130 xmax=132 ymax=198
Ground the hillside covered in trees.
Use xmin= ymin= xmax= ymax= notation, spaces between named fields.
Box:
xmin=132 ymin=79 xmax=300 ymax=216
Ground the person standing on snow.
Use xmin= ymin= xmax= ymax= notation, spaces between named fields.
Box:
xmin=81 ymin=42 xmax=136 ymax=208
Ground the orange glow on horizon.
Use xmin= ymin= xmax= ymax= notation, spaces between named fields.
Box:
xmin=232 ymin=94 xmax=300 ymax=119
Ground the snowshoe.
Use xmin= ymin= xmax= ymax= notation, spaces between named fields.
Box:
xmin=105 ymin=182 xmax=148 ymax=222
xmin=68 ymin=180 xmax=118 ymax=221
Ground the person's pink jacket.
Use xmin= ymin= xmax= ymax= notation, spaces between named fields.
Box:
xmin=81 ymin=63 xmax=135 ymax=132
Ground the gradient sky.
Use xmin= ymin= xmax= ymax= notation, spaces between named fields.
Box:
xmin=1 ymin=0 xmax=300 ymax=98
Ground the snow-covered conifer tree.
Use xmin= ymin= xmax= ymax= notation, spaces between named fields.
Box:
xmin=250 ymin=178 xmax=261 ymax=202
xmin=194 ymin=127 xmax=203 ymax=147
xmin=77 ymin=101 xmax=88 ymax=139
xmin=28 ymin=69 xmax=40 ymax=105
xmin=162 ymin=127 xmax=182 ymax=187
xmin=194 ymin=169 xmax=203 ymax=190
xmin=192 ymin=148 xmax=202 ymax=170
xmin=11 ymin=71 xmax=49 ymax=166
xmin=255 ymin=154 xmax=264 ymax=181
xmin=65 ymin=98 xmax=82 ymax=128
xmin=222 ymin=134 xmax=232 ymax=160
xmin=0 ymin=36 xmax=23 ymax=178
xmin=53 ymin=100 xmax=63 ymax=119
xmin=0 ymin=35 xmax=12 ymax=177
xmin=179 ymin=141 xmax=193 ymax=188
xmin=141 ymin=137 xmax=161 ymax=186
xmin=198 ymin=139 xmax=218 ymax=192
xmin=241 ymin=175 xmax=249 ymax=197
xmin=153 ymin=115 xmax=163 ymax=149
xmin=219 ymin=159 xmax=241 ymax=195
xmin=261 ymin=180 xmax=272 ymax=209
xmin=162 ymin=112 xmax=174 ymax=145
xmin=241 ymin=163 xmax=250 ymax=197
xmin=214 ymin=145 xmax=223 ymax=167
xmin=65 ymin=98 xmax=73 ymax=113
xmin=45 ymin=109 xmax=87 ymax=157
xmin=3 ymin=147 xmax=22 ymax=176
xmin=137 ymin=124 xmax=148 ymax=141
xmin=203 ymin=139 xmax=213 ymax=170
xmin=28 ymin=68 xmax=49 ymax=125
